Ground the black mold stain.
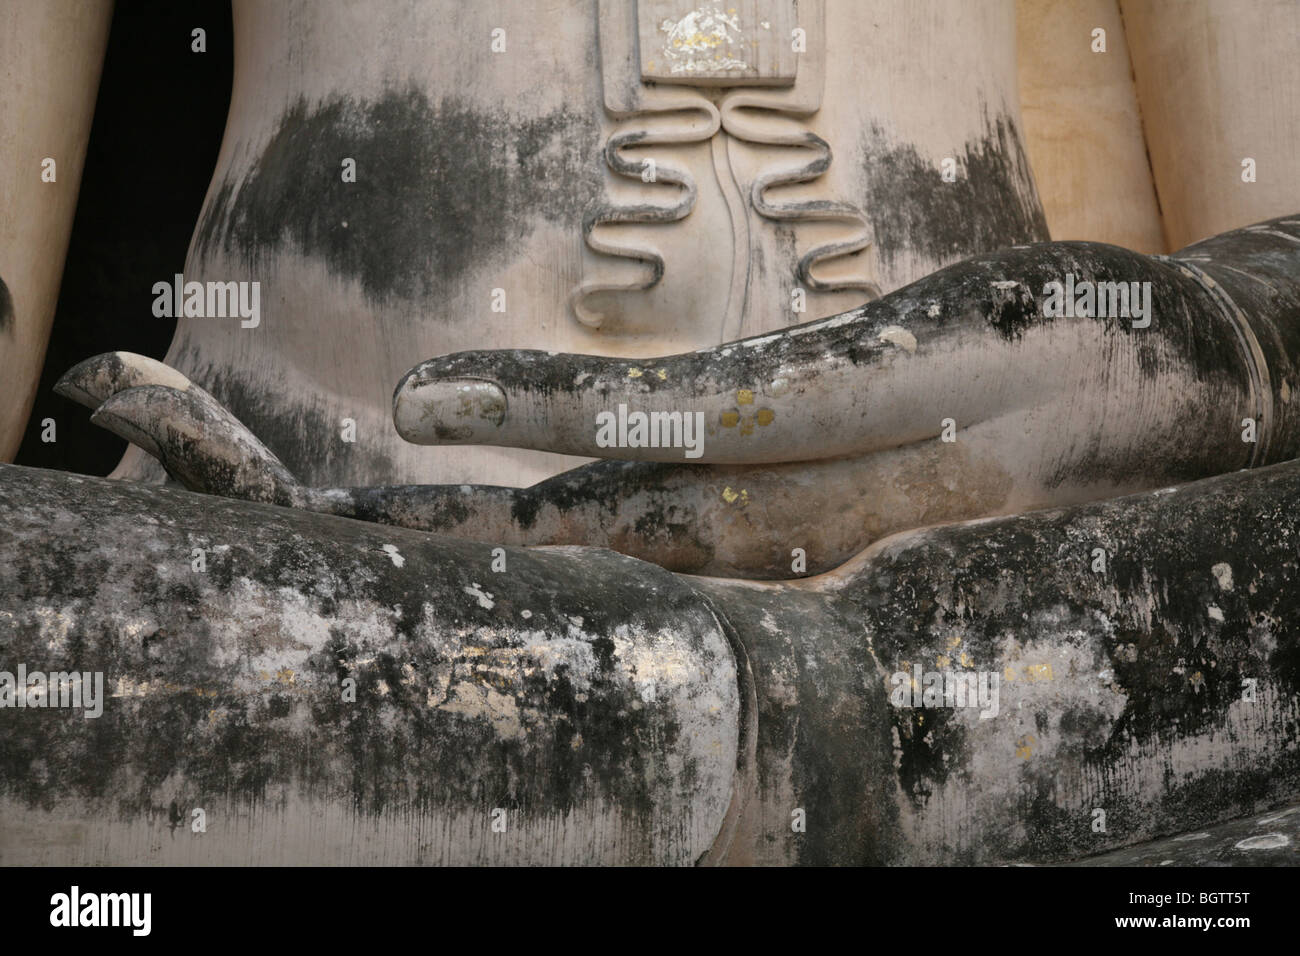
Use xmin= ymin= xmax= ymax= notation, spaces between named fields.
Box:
xmin=341 ymin=483 xmax=476 ymax=531
xmin=986 ymin=279 xmax=1038 ymax=341
xmin=514 ymin=459 xmax=718 ymax=572
xmin=513 ymin=459 xmax=676 ymax=530
xmin=0 ymin=276 xmax=12 ymax=334
xmin=841 ymin=459 xmax=1300 ymax=861
xmin=894 ymin=708 xmax=965 ymax=801
xmin=194 ymin=88 xmax=602 ymax=303
xmin=0 ymin=465 xmax=723 ymax=848
xmin=194 ymin=361 xmax=399 ymax=487
xmin=862 ymin=115 xmax=1050 ymax=270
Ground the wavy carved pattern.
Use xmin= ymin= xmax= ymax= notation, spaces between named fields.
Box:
xmin=570 ymin=95 xmax=721 ymax=329
xmin=720 ymin=90 xmax=881 ymax=298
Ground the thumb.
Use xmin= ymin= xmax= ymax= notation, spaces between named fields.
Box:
xmin=89 ymin=384 xmax=302 ymax=505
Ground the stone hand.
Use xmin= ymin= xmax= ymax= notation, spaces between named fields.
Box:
xmin=387 ymin=217 xmax=1300 ymax=576
xmin=60 ymin=217 xmax=1300 ymax=579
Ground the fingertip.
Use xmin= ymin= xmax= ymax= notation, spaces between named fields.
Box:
xmin=394 ymin=375 xmax=508 ymax=445
xmin=56 ymin=351 xmax=192 ymax=408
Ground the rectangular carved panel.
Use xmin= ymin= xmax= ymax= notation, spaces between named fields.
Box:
xmin=637 ymin=0 xmax=799 ymax=86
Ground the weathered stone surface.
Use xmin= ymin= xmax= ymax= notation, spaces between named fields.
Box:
xmin=4 ymin=455 xmax=1299 ymax=865
xmin=0 ymin=464 xmax=739 ymax=865
xmin=1074 ymin=801 xmax=1300 ymax=867
xmin=696 ymin=456 xmax=1300 ymax=864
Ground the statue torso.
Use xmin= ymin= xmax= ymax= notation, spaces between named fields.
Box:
xmin=132 ymin=0 xmax=1047 ymax=487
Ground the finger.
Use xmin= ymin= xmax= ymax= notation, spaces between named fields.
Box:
xmin=393 ymin=242 xmax=1172 ymax=464
xmin=89 ymin=384 xmax=302 ymax=505
xmin=296 ymin=443 xmax=997 ymax=580
xmin=55 ymin=350 xmax=194 ymax=408
xmin=295 ymin=482 xmax=521 ymax=538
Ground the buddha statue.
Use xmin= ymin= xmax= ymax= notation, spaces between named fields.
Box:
xmin=2 ymin=0 xmax=1299 ymax=865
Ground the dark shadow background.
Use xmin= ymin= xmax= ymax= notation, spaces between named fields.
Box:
xmin=15 ymin=0 xmax=233 ymax=475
